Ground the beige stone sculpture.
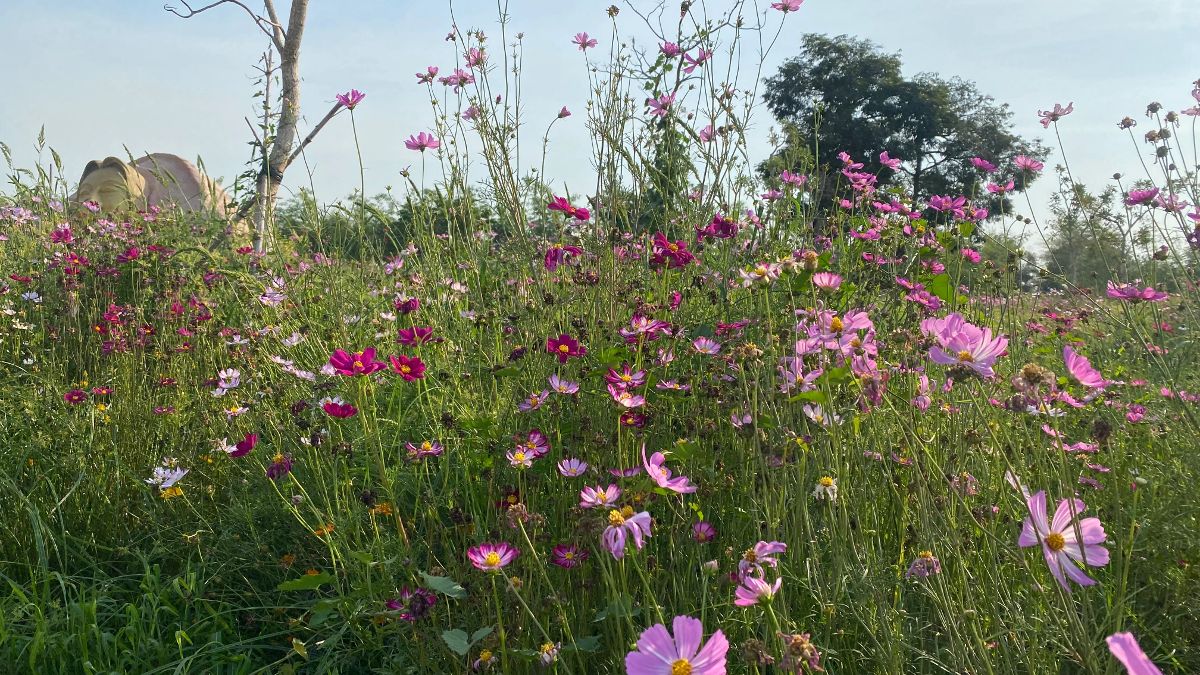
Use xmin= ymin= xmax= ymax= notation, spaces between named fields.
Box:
xmin=73 ymin=153 xmax=235 ymax=218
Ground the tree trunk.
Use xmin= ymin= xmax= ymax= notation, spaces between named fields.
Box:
xmin=253 ymin=0 xmax=309 ymax=253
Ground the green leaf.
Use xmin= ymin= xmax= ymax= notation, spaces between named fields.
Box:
xmin=442 ymin=629 xmax=471 ymax=656
xmin=492 ymin=366 xmax=521 ymax=378
xmin=470 ymin=626 xmax=494 ymax=644
xmin=958 ymin=221 xmax=976 ymax=237
xmin=420 ymin=571 xmax=467 ymax=599
xmin=277 ymin=572 xmax=334 ymax=592
xmin=594 ymin=593 xmax=641 ymax=623
xmin=563 ymin=635 xmax=602 ymax=653
xmin=788 ymin=389 xmax=827 ymax=404
xmin=926 ymin=273 xmax=954 ymax=303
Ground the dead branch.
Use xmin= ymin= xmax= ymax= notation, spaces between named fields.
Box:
xmin=287 ymin=103 xmax=344 ymax=167
xmin=164 ymin=0 xmax=284 ymax=51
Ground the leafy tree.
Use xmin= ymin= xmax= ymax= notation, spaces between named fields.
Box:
xmin=761 ymin=34 xmax=1045 ymax=208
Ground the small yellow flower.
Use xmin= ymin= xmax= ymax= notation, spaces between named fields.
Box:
xmin=160 ymin=486 xmax=184 ymax=500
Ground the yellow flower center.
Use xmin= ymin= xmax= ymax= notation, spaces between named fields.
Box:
xmin=671 ymin=658 xmax=693 ymax=675
xmin=400 ymin=365 xmax=411 ymax=373
xmin=513 ymin=451 xmax=526 ymax=463
xmin=563 ymin=551 xmax=575 ymax=560
xmin=819 ymin=476 xmax=834 ymax=487
xmin=919 ymin=550 xmax=934 ymax=560
xmin=957 ymin=350 xmax=974 ymax=362
xmin=540 ymin=642 xmax=556 ymax=655
xmin=608 ymin=508 xmax=629 ymax=526
xmin=484 ymin=551 xmax=502 ymax=567
xmin=558 ymin=344 xmax=570 ymax=353
xmin=272 ymin=452 xmax=285 ymax=463
xmin=421 ymin=441 xmax=432 ymax=451
xmin=1045 ymin=532 xmax=1065 ymax=552
xmin=620 ymin=374 xmax=632 ymax=382
xmin=668 ymin=243 xmax=679 ymax=252
xmin=830 ymin=316 xmax=844 ymax=332
xmin=353 ymin=360 xmax=364 ymax=369
xmin=479 ymin=650 xmax=494 ymax=663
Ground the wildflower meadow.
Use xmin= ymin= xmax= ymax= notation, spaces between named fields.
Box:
xmin=1 ymin=2 xmax=1198 ymax=673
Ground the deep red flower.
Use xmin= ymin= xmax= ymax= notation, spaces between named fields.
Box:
xmin=228 ymin=433 xmax=258 ymax=458
xmin=63 ymin=389 xmax=87 ymax=405
xmin=389 ymin=354 xmax=427 ymax=381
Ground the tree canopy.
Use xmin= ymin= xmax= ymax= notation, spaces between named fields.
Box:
xmin=762 ymin=34 xmax=1045 ymax=207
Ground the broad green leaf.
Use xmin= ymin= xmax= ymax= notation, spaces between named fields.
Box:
xmin=442 ymin=629 xmax=470 ymax=656
xmin=420 ymin=571 xmax=467 ymax=599
xmin=277 ymin=572 xmax=334 ymax=592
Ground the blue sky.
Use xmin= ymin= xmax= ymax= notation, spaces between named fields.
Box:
xmin=2 ymin=0 xmax=1197 ymax=242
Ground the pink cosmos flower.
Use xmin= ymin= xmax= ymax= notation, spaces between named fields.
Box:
xmin=771 ymin=0 xmax=804 ymax=11
xmin=1106 ymin=632 xmax=1163 ymax=675
xmin=812 ymin=272 xmax=842 ymax=292
xmin=924 ymin=313 xmax=1008 ymax=378
xmin=660 ymin=41 xmax=681 ymax=57
xmin=464 ymin=47 xmax=486 ymax=68
xmin=549 ymin=374 xmax=579 ymax=395
xmin=602 ymin=507 xmax=652 ymax=559
xmin=878 ymin=151 xmax=901 ymax=170
xmin=734 ymin=574 xmax=782 ymax=606
xmin=405 ymin=440 xmax=443 ymax=460
xmin=608 ymin=384 xmax=647 ymax=408
xmin=580 ymin=484 xmax=621 ymax=509
xmin=927 ymin=194 xmax=967 ymax=219
xmin=1018 ymin=490 xmax=1109 ymax=591
xmin=329 ymin=347 xmax=387 ymax=376
xmin=699 ymin=124 xmax=715 ymax=143
xmin=572 ymin=32 xmax=597 ymax=50
xmin=1124 ymin=188 xmax=1160 ymax=206
xmin=695 ymin=213 xmax=739 ymax=240
xmin=544 ymin=243 xmax=583 ymax=272
xmin=1014 ymin=155 xmax=1044 ymax=174
xmin=416 ymin=66 xmax=439 ymax=84
xmin=626 ymin=615 xmax=728 ymax=675
xmin=336 ymin=89 xmax=365 ymax=110
xmin=738 ymin=540 xmax=787 ymax=579
xmin=647 ymin=93 xmax=676 ymax=117
xmin=1038 ymin=101 xmax=1074 ymax=127
xmin=1063 ymin=345 xmax=1109 ymax=389
xmin=692 ymin=521 xmax=716 ymax=542
xmin=650 ymin=233 xmax=696 ymax=268
xmin=557 ymin=458 xmax=588 ymax=477
xmin=389 ymin=354 xmax=426 ymax=381
xmin=404 ymin=132 xmax=440 ymax=152
xmin=986 ymin=180 xmax=1015 ymax=194
xmin=546 ymin=333 xmax=586 ymax=362
xmin=692 ymin=337 xmax=721 ymax=355
xmin=970 ymin=156 xmax=997 ymax=173
xmin=780 ymin=170 xmax=808 ymax=187
xmin=467 ymin=542 xmax=519 ymax=572
xmin=398 ymin=326 xmax=437 ymax=345
xmin=1106 ymin=281 xmax=1168 ymax=303
xmin=506 ymin=447 xmax=534 ymax=469
xmin=605 ymin=363 xmax=647 ymax=389
xmin=550 ymin=544 xmax=589 ymax=569
xmin=438 ymin=68 xmax=475 ymax=92
xmin=642 ymin=446 xmax=697 ymax=494
xmin=682 ymin=48 xmax=712 ymax=75
xmin=517 ymin=390 xmax=550 ymax=413
xmin=547 ymin=196 xmax=590 ymax=221
xmin=64 ymin=389 xmax=87 ymax=404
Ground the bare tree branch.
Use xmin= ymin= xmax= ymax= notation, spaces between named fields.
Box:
xmin=164 ymin=0 xmax=283 ymax=51
xmin=261 ymin=0 xmax=287 ymax=47
xmin=287 ymin=103 xmax=344 ymax=167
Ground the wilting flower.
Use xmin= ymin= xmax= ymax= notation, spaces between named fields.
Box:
xmin=778 ymin=632 xmax=824 ymax=673
xmin=557 ymin=458 xmax=588 ymax=476
xmin=550 ymin=544 xmax=589 ymax=569
xmin=602 ymin=506 xmax=652 ymax=559
xmin=404 ymin=132 xmax=441 ymax=152
xmin=336 ymin=89 xmax=365 ymax=110
xmin=467 ymin=542 xmax=519 ymax=572
xmin=1038 ymin=101 xmax=1074 ymax=127
xmin=557 ymin=106 xmax=571 ymax=119
xmin=812 ymin=476 xmax=838 ymax=502
xmin=734 ymin=574 xmax=782 ymax=606
xmin=389 ymin=354 xmax=426 ymax=381
xmin=572 ymin=32 xmax=597 ymax=50
xmin=625 ymin=615 xmax=728 ymax=675
xmin=580 ymin=484 xmax=621 ymax=509
xmin=642 ymin=446 xmax=697 ymax=494
xmin=329 ymin=347 xmax=386 ymax=376
xmin=386 ymin=587 xmax=438 ymax=622
xmin=518 ymin=390 xmax=550 ymax=412
xmin=1106 ymin=632 xmax=1163 ymax=675
xmin=266 ymin=452 xmax=294 ymax=481
xmin=538 ymin=642 xmax=561 ymax=666
xmin=546 ymin=333 xmax=586 ymax=362
xmin=322 ymin=396 xmax=358 ymax=418
xmin=1018 ymin=490 xmax=1109 ymax=591
xmin=905 ymin=550 xmax=942 ymax=579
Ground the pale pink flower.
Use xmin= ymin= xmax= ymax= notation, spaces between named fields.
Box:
xmin=1106 ymin=632 xmax=1163 ymax=675
xmin=1018 ymin=490 xmax=1109 ymax=591
xmin=404 ymin=132 xmax=441 ymax=152
xmin=1038 ymin=102 xmax=1074 ymax=128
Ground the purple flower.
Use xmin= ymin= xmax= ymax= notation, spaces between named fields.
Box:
xmin=385 ymin=587 xmax=438 ymax=621
xmin=692 ymin=521 xmax=716 ymax=542
xmin=905 ymin=551 xmax=942 ymax=579
xmin=1124 ymin=188 xmax=1160 ymax=206
xmin=557 ymin=458 xmax=588 ymax=477
xmin=550 ymin=544 xmax=589 ymax=569
xmin=336 ymin=89 xmax=365 ymax=110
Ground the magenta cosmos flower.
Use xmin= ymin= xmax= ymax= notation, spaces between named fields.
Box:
xmin=1014 ymin=154 xmax=1044 ymax=174
xmin=1106 ymin=632 xmax=1163 ymax=675
xmin=467 ymin=542 xmax=519 ymax=572
xmin=546 ymin=333 xmax=586 ymax=362
xmin=626 ymin=615 xmax=728 ymax=675
xmin=548 ymin=195 xmax=591 ymax=221
xmin=64 ymin=389 xmax=87 ymax=404
xmin=225 ymin=433 xmax=258 ymax=458
xmin=321 ymin=396 xmax=358 ymax=419
xmin=550 ymin=543 xmax=589 ymax=569
xmin=1018 ymin=490 xmax=1109 ymax=591
xmin=923 ymin=313 xmax=1008 ymax=378
xmin=336 ymin=89 xmax=365 ymax=110
xmin=642 ymin=446 xmax=697 ymax=494
xmin=603 ymin=506 xmax=652 ymax=559
xmin=329 ymin=347 xmax=386 ymax=376
xmin=404 ymin=132 xmax=440 ymax=152
xmin=580 ymin=484 xmax=621 ymax=509
xmin=1124 ymin=188 xmax=1160 ymax=206
xmin=389 ymin=354 xmax=426 ymax=381
xmin=544 ymin=243 xmax=583 ymax=272
xmin=771 ymin=0 xmax=804 ymax=11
